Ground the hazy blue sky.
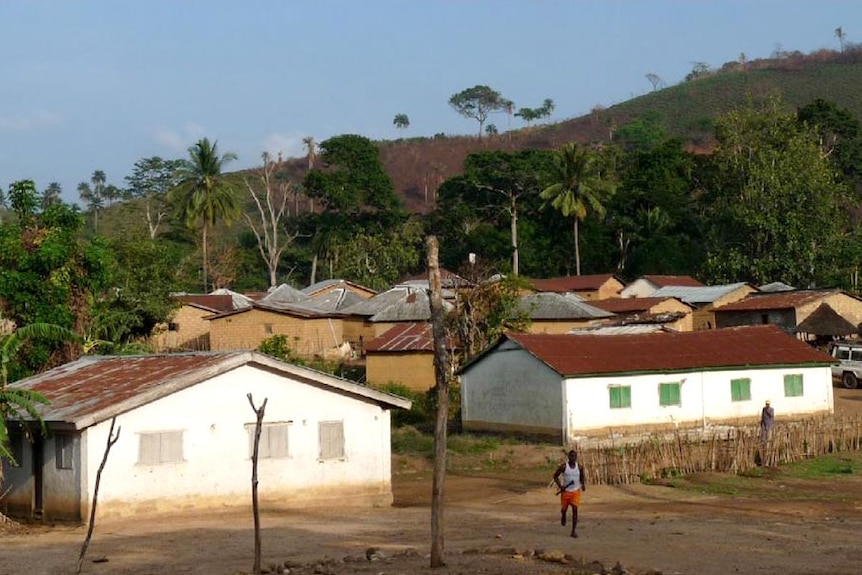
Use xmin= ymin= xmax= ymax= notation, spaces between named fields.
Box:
xmin=1 ymin=1 xmax=858 ymax=202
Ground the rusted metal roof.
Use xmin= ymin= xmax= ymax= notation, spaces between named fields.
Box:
xmin=491 ymin=325 xmax=835 ymax=377
xmin=642 ymin=275 xmax=704 ymax=288
xmin=365 ymin=322 xmax=434 ymax=352
xmin=715 ymin=290 xmax=839 ymax=312
xmin=529 ymin=274 xmax=621 ymax=293
xmin=589 ymin=297 xmax=691 ymax=314
xmin=175 ymin=294 xmax=236 ymax=313
xmin=10 ymin=351 xmax=410 ymax=429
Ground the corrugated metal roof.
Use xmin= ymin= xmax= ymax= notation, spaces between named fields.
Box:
xmin=568 ymin=324 xmax=668 ymax=335
xmin=797 ymin=303 xmax=859 ymax=336
xmin=498 ymin=325 xmax=834 ymax=377
xmin=261 ymin=284 xmax=311 ymax=305
xmin=9 ymin=351 xmax=410 ymax=429
xmin=642 ymin=275 xmax=704 ymax=288
xmin=529 ymin=274 xmax=621 ymax=293
xmin=589 ymin=297 xmax=690 ymax=314
xmin=716 ymin=290 xmax=837 ymax=312
xmin=399 ymin=268 xmax=474 ymax=289
xmin=365 ymin=322 xmax=434 ymax=352
xmin=307 ymin=288 xmax=366 ymax=312
xmin=208 ymin=288 xmax=255 ymax=309
xmin=515 ymin=293 xmax=612 ymax=320
xmin=341 ymin=286 xmax=421 ymax=317
xmin=759 ymin=281 xmax=796 ymax=293
xmin=650 ymin=282 xmax=751 ymax=305
xmin=368 ymin=289 xmax=454 ymax=322
xmin=302 ymin=279 xmax=377 ymax=297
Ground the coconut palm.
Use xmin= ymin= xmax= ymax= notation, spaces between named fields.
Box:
xmin=1 ymin=323 xmax=76 ymax=467
xmin=169 ymin=138 xmax=239 ymax=292
xmin=540 ymin=143 xmax=614 ymax=275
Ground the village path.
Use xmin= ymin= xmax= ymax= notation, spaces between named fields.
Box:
xmin=3 ymin=387 xmax=862 ymax=575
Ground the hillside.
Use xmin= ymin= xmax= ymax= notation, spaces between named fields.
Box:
xmin=267 ymin=50 xmax=862 ymax=215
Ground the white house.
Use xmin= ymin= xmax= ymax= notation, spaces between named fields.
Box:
xmin=459 ymin=325 xmax=835 ymax=444
xmin=1 ymin=351 xmax=410 ymax=522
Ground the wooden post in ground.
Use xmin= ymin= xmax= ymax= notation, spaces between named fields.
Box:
xmin=77 ymin=417 xmax=120 ymax=574
xmin=427 ymin=236 xmax=449 ymax=568
xmin=247 ymin=393 xmax=268 ymax=575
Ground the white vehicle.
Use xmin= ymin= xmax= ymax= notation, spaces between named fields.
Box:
xmin=830 ymin=341 xmax=862 ymax=389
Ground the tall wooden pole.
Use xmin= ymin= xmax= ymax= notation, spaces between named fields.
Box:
xmin=247 ymin=393 xmax=268 ymax=575
xmin=427 ymin=236 xmax=449 ymax=568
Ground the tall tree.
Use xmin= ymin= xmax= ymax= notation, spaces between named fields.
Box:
xmin=125 ymin=156 xmax=184 ymax=239
xmin=541 ymin=144 xmax=615 ymax=276
xmin=77 ymin=170 xmax=107 ymax=231
xmin=448 ymin=85 xmax=509 ymax=137
xmin=541 ymin=98 xmax=555 ymax=123
xmin=41 ymin=182 xmax=62 ymax=210
xmin=393 ymin=113 xmax=410 ymax=135
xmin=243 ymin=152 xmax=295 ymax=287
xmin=169 ymin=138 xmax=239 ymax=292
xmin=702 ymin=97 xmax=850 ymax=286
xmin=835 ymin=26 xmax=847 ymax=57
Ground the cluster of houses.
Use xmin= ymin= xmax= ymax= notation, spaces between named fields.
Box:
xmin=2 ymin=272 xmax=855 ymax=522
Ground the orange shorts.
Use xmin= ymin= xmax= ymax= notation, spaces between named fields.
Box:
xmin=560 ymin=490 xmax=581 ymax=510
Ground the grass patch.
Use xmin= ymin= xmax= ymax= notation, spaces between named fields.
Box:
xmin=779 ymin=452 xmax=861 ymax=479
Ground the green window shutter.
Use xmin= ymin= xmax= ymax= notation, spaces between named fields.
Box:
xmin=659 ymin=382 xmax=681 ymax=406
xmin=609 ymin=386 xmax=632 ymax=409
xmin=731 ymin=378 xmax=751 ymax=402
xmin=784 ymin=374 xmax=804 ymax=397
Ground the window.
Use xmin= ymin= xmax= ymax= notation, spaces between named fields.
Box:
xmin=852 ymin=348 xmax=862 ymax=362
xmin=784 ymin=373 xmax=804 ymax=397
xmin=659 ymin=382 xmax=681 ymax=407
xmin=836 ymin=347 xmax=851 ymax=360
xmin=264 ymin=323 xmax=273 ymax=334
xmin=760 ymin=314 xmax=769 ymax=325
xmin=245 ymin=422 xmax=289 ymax=459
xmin=731 ymin=378 xmax=751 ymax=402
xmin=55 ymin=434 xmax=74 ymax=469
xmin=318 ymin=421 xmax=345 ymax=460
xmin=608 ymin=386 xmax=631 ymax=409
xmin=138 ymin=431 xmax=184 ymax=465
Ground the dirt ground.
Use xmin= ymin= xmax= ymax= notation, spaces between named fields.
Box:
xmin=4 ymin=387 xmax=862 ymax=575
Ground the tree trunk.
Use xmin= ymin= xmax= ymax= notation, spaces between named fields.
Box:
xmin=202 ymin=224 xmax=209 ymax=292
xmin=247 ymin=394 xmax=268 ymax=575
xmin=310 ymin=253 xmax=318 ymax=286
xmin=510 ymin=200 xmax=519 ymax=277
xmin=77 ymin=417 xmax=120 ymax=574
xmin=574 ymin=217 xmax=581 ymax=276
xmin=427 ymin=236 xmax=449 ymax=568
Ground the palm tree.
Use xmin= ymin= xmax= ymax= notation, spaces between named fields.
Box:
xmin=1 ymin=323 xmax=76 ymax=468
xmin=41 ymin=182 xmax=62 ymax=210
xmin=540 ymin=143 xmax=614 ymax=276
xmin=169 ymin=138 xmax=239 ymax=292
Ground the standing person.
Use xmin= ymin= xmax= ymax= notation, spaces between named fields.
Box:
xmin=760 ymin=399 xmax=775 ymax=443
xmin=553 ymin=449 xmax=586 ymax=538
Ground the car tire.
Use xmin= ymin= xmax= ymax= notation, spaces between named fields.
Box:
xmin=842 ymin=372 xmax=858 ymax=389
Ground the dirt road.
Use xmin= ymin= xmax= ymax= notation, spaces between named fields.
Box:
xmin=3 ymin=387 xmax=862 ymax=575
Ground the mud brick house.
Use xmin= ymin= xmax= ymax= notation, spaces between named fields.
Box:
xmin=713 ymin=289 xmax=862 ymax=341
xmin=365 ymin=322 xmax=443 ymax=391
xmin=458 ymin=325 xmax=834 ymax=444
xmin=650 ymin=282 xmax=757 ymax=331
xmin=1 ymin=351 xmax=410 ymax=522
xmin=150 ymin=293 xmax=242 ymax=352
xmin=514 ymin=292 xmax=613 ymax=333
xmin=529 ymin=274 xmax=625 ymax=301
xmin=589 ymin=296 xmax=696 ymax=332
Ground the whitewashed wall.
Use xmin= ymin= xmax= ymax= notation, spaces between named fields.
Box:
xmin=80 ymin=365 xmax=393 ymax=518
xmin=564 ymin=365 xmax=834 ymax=441
xmin=461 ymin=341 xmax=563 ymax=438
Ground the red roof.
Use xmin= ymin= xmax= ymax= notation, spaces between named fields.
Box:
xmin=499 ymin=325 xmax=833 ymax=376
xmin=176 ymin=294 xmax=235 ymax=312
xmin=716 ymin=290 xmax=839 ymax=312
xmin=590 ymin=297 xmax=690 ymax=314
xmin=366 ymin=322 xmax=434 ymax=352
xmin=643 ymin=275 xmax=704 ymax=288
xmin=530 ymin=274 xmax=621 ymax=293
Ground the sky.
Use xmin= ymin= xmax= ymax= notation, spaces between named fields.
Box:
xmin=1 ymin=1 xmax=859 ymax=204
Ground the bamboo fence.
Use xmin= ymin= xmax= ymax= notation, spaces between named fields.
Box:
xmin=578 ymin=416 xmax=862 ymax=486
